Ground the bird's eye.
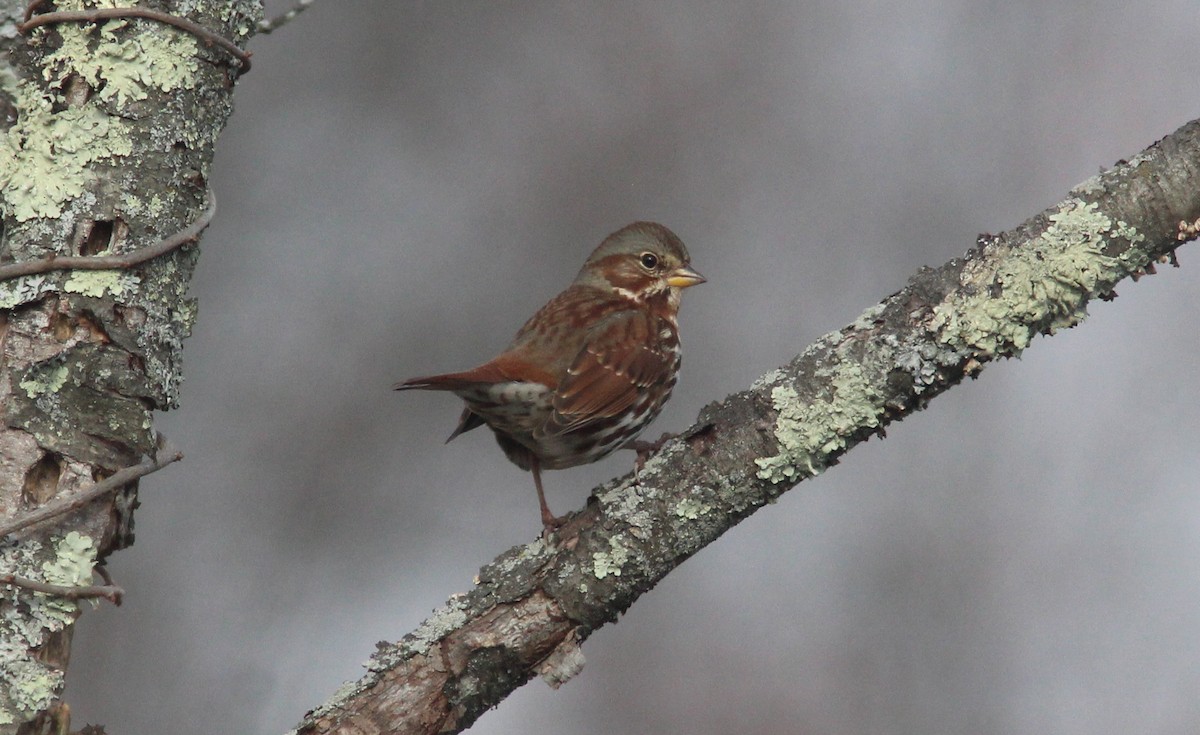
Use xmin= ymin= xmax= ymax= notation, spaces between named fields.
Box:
xmin=639 ymin=252 xmax=659 ymax=270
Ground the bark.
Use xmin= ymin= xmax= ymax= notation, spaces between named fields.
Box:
xmin=0 ymin=2 xmax=259 ymax=732
xmin=293 ymin=120 xmax=1200 ymax=734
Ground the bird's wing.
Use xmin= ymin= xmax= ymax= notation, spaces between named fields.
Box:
xmin=545 ymin=310 xmax=672 ymax=435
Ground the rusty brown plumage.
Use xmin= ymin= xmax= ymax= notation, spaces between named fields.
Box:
xmin=396 ymin=222 xmax=704 ymax=532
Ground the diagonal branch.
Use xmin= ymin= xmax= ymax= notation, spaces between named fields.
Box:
xmin=293 ymin=119 xmax=1200 ymax=735
xmin=0 ymin=434 xmax=183 ymax=539
xmin=257 ymin=0 xmax=319 ymax=34
xmin=0 ymin=573 xmax=125 ymax=605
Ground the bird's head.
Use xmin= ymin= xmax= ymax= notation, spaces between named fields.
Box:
xmin=576 ymin=222 xmax=705 ymax=306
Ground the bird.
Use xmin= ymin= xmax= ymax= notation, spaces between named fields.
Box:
xmin=395 ymin=222 xmax=705 ymax=533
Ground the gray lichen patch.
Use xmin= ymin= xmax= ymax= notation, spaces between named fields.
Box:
xmin=473 ymin=535 xmax=556 ymax=605
xmin=894 ymin=341 xmax=950 ymax=393
xmin=130 ymin=251 xmax=201 ymax=408
xmin=0 ymin=274 xmax=56 ymax=310
xmin=9 ymin=362 xmax=156 ymax=467
xmin=594 ymin=475 xmax=658 ymax=534
xmin=395 ymin=594 xmax=472 ymax=659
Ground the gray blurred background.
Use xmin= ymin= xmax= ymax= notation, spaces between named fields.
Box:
xmin=68 ymin=2 xmax=1200 ymax=733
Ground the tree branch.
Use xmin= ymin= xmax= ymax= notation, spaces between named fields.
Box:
xmin=0 ymin=434 xmax=183 ymax=540
xmin=0 ymin=574 xmax=125 ymax=605
xmin=0 ymin=195 xmax=216 ymax=282
xmin=19 ymin=2 xmax=252 ymax=72
xmin=257 ymin=0 xmax=319 ymax=34
xmin=292 ymin=119 xmax=1200 ymax=734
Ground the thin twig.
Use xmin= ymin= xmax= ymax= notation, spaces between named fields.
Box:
xmin=1 ymin=574 xmax=125 ymax=605
xmin=18 ymin=5 xmax=251 ymax=72
xmin=257 ymin=0 xmax=318 ymax=34
xmin=95 ymin=563 xmax=116 ymax=588
xmin=0 ymin=434 xmax=183 ymax=539
xmin=0 ymin=194 xmax=216 ymax=283
xmin=22 ymin=0 xmax=45 ymax=23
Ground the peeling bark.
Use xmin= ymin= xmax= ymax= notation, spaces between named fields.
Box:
xmin=293 ymin=120 xmax=1200 ymax=734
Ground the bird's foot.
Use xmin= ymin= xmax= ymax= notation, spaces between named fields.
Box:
xmin=541 ymin=512 xmax=586 ymax=547
xmin=624 ymin=431 xmax=677 ymax=477
xmin=541 ymin=509 xmax=569 ymax=538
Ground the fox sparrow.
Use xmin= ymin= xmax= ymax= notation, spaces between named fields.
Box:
xmin=395 ymin=222 xmax=705 ymax=532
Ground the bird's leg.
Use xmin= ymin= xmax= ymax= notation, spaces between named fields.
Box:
xmin=531 ymin=457 xmax=566 ymax=534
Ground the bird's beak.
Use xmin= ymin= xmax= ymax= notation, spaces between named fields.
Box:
xmin=666 ymin=265 xmax=706 ymax=289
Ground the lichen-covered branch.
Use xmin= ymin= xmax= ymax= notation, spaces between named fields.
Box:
xmin=0 ymin=1 xmax=260 ymax=731
xmin=293 ymin=119 xmax=1200 ymax=735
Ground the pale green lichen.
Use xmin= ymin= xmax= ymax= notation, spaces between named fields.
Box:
xmin=930 ymin=199 xmax=1130 ymax=357
xmin=592 ymin=536 xmax=631 ymax=579
xmin=674 ymin=496 xmax=710 ymax=520
xmin=143 ymin=192 xmax=170 ymax=218
xmin=0 ymin=83 xmax=133 ymax=222
xmin=1071 ymin=174 xmax=1107 ymax=196
xmin=1113 ymin=218 xmax=1149 ymax=270
xmin=750 ymin=368 xmax=785 ymax=391
xmin=6 ymin=660 xmax=60 ymax=719
xmin=850 ymin=302 xmax=888 ymax=332
xmin=44 ymin=532 xmax=97 ymax=587
xmin=19 ymin=363 xmax=69 ymax=399
xmin=39 ymin=532 xmax=98 ymax=618
xmin=392 ymin=596 xmax=470 ymax=659
xmin=63 ymin=269 xmax=140 ymax=298
xmin=0 ymin=274 xmax=56 ymax=310
xmin=1 ymin=0 xmax=198 ymax=222
xmin=0 ymin=533 xmax=96 ymax=723
xmin=755 ymin=361 xmax=883 ymax=484
xmin=42 ymin=14 xmax=200 ymax=108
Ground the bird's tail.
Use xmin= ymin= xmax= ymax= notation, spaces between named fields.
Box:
xmin=394 ymin=371 xmax=489 ymax=443
xmin=392 ymin=371 xmax=476 ymax=392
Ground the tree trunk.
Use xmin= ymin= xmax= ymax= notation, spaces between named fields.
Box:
xmin=0 ymin=2 xmax=259 ymax=731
